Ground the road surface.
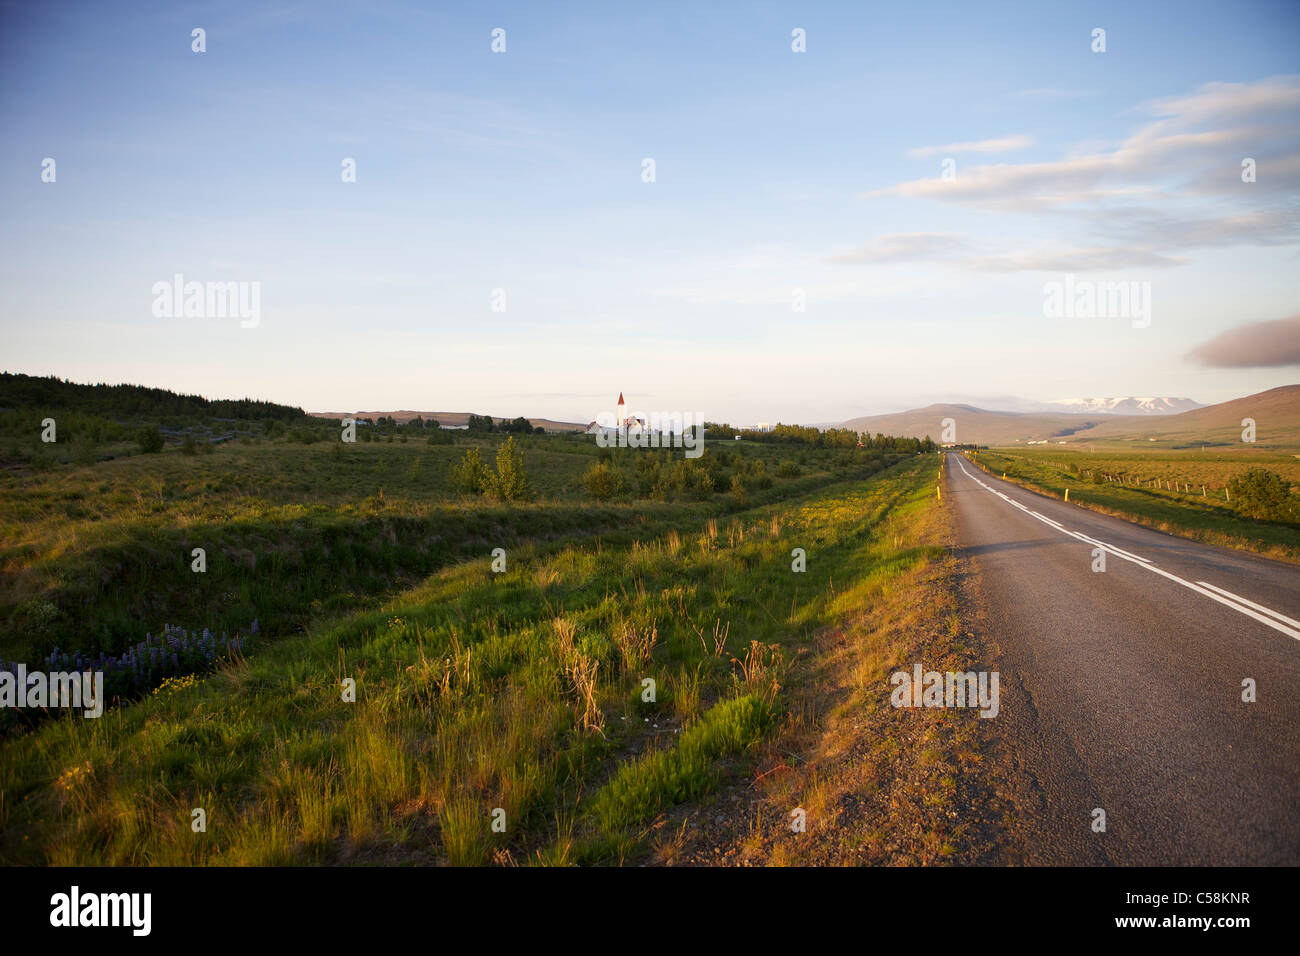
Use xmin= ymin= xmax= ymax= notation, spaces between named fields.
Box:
xmin=945 ymin=452 xmax=1300 ymax=865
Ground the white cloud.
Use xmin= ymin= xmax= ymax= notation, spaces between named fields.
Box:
xmin=846 ymin=76 xmax=1300 ymax=267
xmin=907 ymin=135 xmax=1035 ymax=159
xmin=829 ymin=233 xmax=1183 ymax=272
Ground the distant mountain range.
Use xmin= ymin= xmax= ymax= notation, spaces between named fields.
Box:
xmin=839 ymin=386 xmax=1300 ymax=445
xmin=1041 ymin=397 xmax=1203 ymax=415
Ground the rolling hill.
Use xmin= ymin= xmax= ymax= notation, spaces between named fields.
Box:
xmin=841 ymin=386 xmax=1300 ymax=446
xmin=308 ymin=410 xmax=588 ymax=432
xmin=839 ymin=404 xmax=1109 ymax=445
xmin=1074 ymin=385 xmax=1300 ymax=445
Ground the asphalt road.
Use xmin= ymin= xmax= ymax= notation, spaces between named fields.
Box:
xmin=945 ymin=452 xmax=1300 ymax=865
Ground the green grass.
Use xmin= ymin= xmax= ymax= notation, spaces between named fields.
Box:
xmin=0 ymin=446 xmax=941 ymax=866
xmin=1 ymin=433 xmax=884 ymax=662
xmin=969 ymin=447 xmax=1300 ymax=561
xmin=583 ymin=694 xmax=773 ymax=848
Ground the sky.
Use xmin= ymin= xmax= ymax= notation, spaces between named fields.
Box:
xmin=1 ymin=0 xmax=1298 ymax=425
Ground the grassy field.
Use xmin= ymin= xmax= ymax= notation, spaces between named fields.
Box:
xmin=968 ymin=446 xmax=1300 ymax=562
xmin=0 ymin=437 xmax=952 ymax=865
xmin=0 ymin=429 xmax=883 ymax=664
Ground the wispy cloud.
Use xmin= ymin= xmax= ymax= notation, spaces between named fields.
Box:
xmin=828 ymin=233 xmax=976 ymax=265
xmin=845 ymin=76 xmax=1300 ymax=269
xmin=906 ymin=134 xmax=1034 ymax=159
xmin=828 ymin=233 xmax=1184 ymax=272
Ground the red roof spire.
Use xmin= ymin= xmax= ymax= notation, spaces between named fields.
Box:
xmin=617 ymin=392 xmax=625 ymax=405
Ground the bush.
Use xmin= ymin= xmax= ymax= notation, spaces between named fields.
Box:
xmin=136 ymin=425 xmax=164 ymax=454
xmin=776 ymin=460 xmax=801 ymax=479
xmin=688 ymin=464 xmax=715 ymax=500
xmin=729 ymin=474 xmax=748 ymax=507
xmin=427 ymin=429 xmax=454 ymax=445
xmin=654 ymin=460 xmax=694 ymax=500
xmin=72 ymin=439 xmax=99 ymax=466
xmin=181 ymin=433 xmax=198 ymax=455
xmin=1228 ymin=468 xmax=1296 ymax=522
xmin=583 ymin=461 xmax=626 ymax=500
xmin=448 ymin=447 xmax=491 ymax=495
xmin=490 ymin=436 xmax=529 ymax=500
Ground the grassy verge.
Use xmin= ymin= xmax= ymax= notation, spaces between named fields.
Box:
xmin=967 ymin=449 xmax=1300 ymax=563
xmin=646 ymin=458 xmax=1006 ymax=865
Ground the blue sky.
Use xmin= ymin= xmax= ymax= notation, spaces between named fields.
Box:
xmin=1 ymin=0 xmax=1298 ymax=424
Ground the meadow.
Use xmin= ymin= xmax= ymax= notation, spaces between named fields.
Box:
xmin=0 ymin=412 xmax=965 ymax=864
xmin=1 ymin=425 xmax=886 ymax=662
xmin=968 ymin=445 xmax=1300 ymax=562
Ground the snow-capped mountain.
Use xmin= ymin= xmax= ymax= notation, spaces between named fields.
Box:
xmin=1045 ymin=397 xmax=1203 ymax=415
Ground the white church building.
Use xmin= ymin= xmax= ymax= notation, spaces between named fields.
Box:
xmin=586 ymin=392 xmax=647 ymax=435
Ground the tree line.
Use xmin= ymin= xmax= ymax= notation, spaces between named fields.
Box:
xmin=0 ymin=372 xmax=307 ymax=422
xmin=703 ymin=420 xmax=937 ymax=453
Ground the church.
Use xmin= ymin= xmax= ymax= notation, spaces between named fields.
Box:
xmin=586 ymin=392 xmax=647 ymax=434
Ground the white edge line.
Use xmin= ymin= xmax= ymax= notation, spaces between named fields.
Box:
xmin=1197 ymin=581 xmax=1300 ymax=630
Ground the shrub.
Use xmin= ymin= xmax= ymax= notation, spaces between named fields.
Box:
xmin=181 ymin=433 xmax=198 ymax=455
xmin=72 ymin=439 xmax=99 ymax=466
xmin=688 ymin=464 xmax=715 ymax=500
xmin=729 ymin=474 xmax=748 ymax=507
xmin=136 ymin=425 xmax=164 ymax=454
xmin=448 ymin=447 xmax=491 ymax=495
xmin=490 ymin=436 xmax=529 ymax=500
xmin=1228 ymin=468 xmax=1296 ymax=522
xmin=583 ymin=461 xmax=626 ymax=501
xmin=654 ymin=460 xmax=695 ymax=499
xmin=776 ymin=460 xmax=800 ymax=479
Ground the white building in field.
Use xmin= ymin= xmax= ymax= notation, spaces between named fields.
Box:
xmin=586 ymin=392 xmax=646 ymax=435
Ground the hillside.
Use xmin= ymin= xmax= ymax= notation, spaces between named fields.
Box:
xmin=0 ymin=371 xmax=306 ymax=421
xmin=839 ymin=403 xmax=1117 ymax=444
xmin=1072 ymin=384 xmax=1300 ymax=445
xmin=309 ymin=410 xmax=588 ymax=432
xmin=841 ymin=387 xmax=1300 ymax=447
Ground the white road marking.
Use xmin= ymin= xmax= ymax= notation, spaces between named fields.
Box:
xmin=953 ymin=458 xmax=1300 ymax=643
xmin=1069 ymin=531 xmax=1152 ymax=565
xmin=1030 ymin=511 xmax=1065 ymax=529
xmin=1197 ymin=582 xmax=1300 ymax=631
